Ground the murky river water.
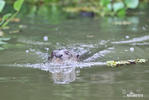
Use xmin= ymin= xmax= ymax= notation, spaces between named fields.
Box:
xmin=0 ymin=10 xmax=149 ymax=100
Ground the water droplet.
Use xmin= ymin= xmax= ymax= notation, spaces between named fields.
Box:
xmin=130 ymin=47 xmax=134 ymax=52
xmin=25 ymin=50 xmax=29 ymax=53
xmin=125 ymin=35 xmax=130 ymax=39
xmin=43 ymin=36 xmax=48 ymax=41
xmin=45 ymin=48 xmax=49 ymax=51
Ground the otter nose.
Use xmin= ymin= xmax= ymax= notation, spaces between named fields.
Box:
xmin=55 ymin=54 xmax=63 ymax=58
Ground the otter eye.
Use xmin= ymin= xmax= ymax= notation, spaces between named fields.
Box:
xmin=76 ymin=55 xmax=79 ymax=58
xmin=59 ymin=55 xmax=63 ymax=57
xmin=64 ymin=51 xmax=69 ymax=55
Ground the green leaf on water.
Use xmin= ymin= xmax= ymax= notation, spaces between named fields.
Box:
xmin=13 ymin=0 xmax=24 ymax=11
xmin=113 ymin=2 xmax=124 ymax=12
xmin=0 ymin=0 xmax=5 ymax=13
xmin=124 ymin=0 xmax=139 ymax=9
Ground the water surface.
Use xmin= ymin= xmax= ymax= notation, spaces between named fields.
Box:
xmin=0 ymin=11 xmax=149 ymax=100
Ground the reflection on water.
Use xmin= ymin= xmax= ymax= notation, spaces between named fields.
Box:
xmin=0 ymin=62 xmax=106 ymax=84
xmin=49 ymin=66 xmax=76 ymax=84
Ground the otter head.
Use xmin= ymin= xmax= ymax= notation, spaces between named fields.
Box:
xmin=49 ymin=49 xmax=79 ymax=64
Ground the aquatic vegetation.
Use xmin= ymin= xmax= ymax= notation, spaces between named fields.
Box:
xmin=106 ymin=59 xmax=147 ymax=67
xmin=1 ymin=0 xmax=148 ymax=21
xmin=0 ymin=0 xmax=5 ymax=13
xmin=64 ymin=0 xmax=140 ymax=17
xmin=0 ymin=0 xmax=24 ymax=29
xmin=0 ymin=0 xmax=24 ymax=51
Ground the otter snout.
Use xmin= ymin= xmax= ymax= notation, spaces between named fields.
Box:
xmin=48 ymin=49 xmax=79 ymax=64
xmin=54 ymin=54 xmax=63 ymax=58
xmin=51 ymin=50 xmax=63 ymax=58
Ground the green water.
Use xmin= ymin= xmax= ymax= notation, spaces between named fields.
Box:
xmin=0 ymin=11 xmax=149 ymax=99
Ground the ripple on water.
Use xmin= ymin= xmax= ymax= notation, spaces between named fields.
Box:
xmin=112 ymin=35 xmax=149 ymax=44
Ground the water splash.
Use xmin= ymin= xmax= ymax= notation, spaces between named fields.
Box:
xmin=112 ymin=35 xmax=149 ymax=44
xmin=0 ymin=61 xmax=106 ymax=84
xmin=84 ymin=47 xmax=114 ymax=62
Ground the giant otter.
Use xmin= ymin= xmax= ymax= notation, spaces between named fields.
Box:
xmin=49 ymin=49 xmax=79 ymax=64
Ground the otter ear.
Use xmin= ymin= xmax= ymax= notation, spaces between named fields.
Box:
xmin=64 ymin=50 xmax=70 ymax=55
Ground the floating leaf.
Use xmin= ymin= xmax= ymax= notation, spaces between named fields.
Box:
xmin=13 ymin=0 xmax=24 ymax=11
xmin=0 ymin=0 xmax=5 ymax=12
xmin=113 ymin=2 xmax=124 ymax=12
xmin=125 ymin=0 xmax=139 ymax=9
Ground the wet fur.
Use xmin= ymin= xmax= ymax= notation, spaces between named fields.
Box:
xmin=49 ymin=49 xmax=79 ymax=64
